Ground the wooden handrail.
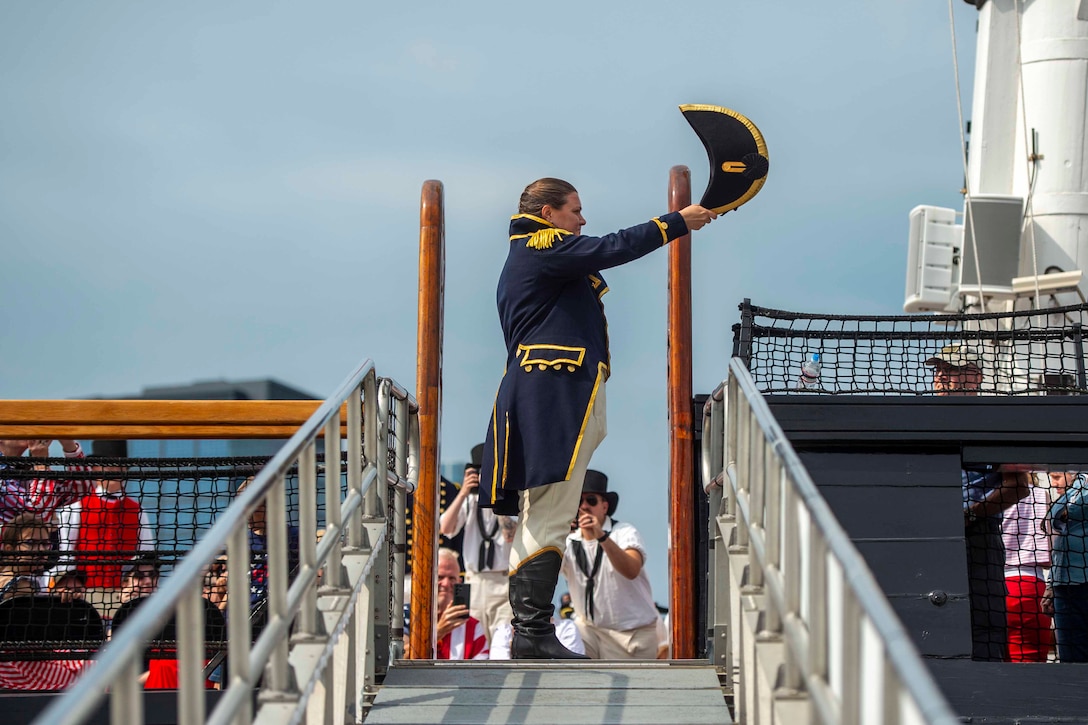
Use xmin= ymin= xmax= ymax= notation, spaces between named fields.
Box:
xmin=0 ymin=400 xmax=346 ymax=438
xmin=667 ymin=165 xmax=696 ymax=659
xmin=409 ymin=179 xmax=445 ymax=659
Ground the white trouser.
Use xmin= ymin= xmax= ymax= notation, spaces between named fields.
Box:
xmin=465 ymin=569 xmax=513 ymax=643
xmin=510 ymin=384 xmax=607 ymax=570
xmin=577 ymin=618 xmax=660 ymax=660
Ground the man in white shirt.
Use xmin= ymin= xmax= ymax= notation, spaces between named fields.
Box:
xmin=49 ymin=440 xmax=154 ymax=590
xmin=440 ymin=444 xmax=515 ymax=642
xmin=560 ymin=470 xmax=659 ymax=659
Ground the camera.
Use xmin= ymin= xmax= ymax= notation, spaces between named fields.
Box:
xmin=452 ymin=582 xmax=471 ymax=608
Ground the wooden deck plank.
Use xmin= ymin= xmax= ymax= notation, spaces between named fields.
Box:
xmin=367 ymin=662 xmax=731 ymax=724
xmin=364 ymin=704 xmax=728 ymax=725
xmin=380 ymin=662 xmax=723 ymax=690
xmin=371 ymin=685 xmax=727 ymax=707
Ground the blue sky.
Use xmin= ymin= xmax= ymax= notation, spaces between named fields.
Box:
xmin=1 ymin=2 xmax=979 ymax=600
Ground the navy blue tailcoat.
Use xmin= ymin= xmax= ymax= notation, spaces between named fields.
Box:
xmin=480 ymin=210 xmax=689 ymax=514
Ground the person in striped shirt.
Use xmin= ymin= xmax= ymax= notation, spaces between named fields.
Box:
xmin=435 ymin=547 xmax=489 ymax=660
xmin=0 ymin=439 xmax=91 ymax=525
xmin=0 ymin=512 xmax=94 ymax=690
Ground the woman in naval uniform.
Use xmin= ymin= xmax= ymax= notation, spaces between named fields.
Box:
xmin=480 ymin=177 xmax=716 ymax=658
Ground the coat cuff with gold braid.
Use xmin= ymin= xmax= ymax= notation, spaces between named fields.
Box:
xmin=651 ymin=211 xmax=689 ymax=246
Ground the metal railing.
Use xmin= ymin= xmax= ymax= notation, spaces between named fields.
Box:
xmin=701 ymin=358 xmax=958 ymax=725
xmin=34 ymin=359 xmax=418 ymax=725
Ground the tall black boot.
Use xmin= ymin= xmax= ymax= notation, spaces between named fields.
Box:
xmin=509 ymin=550 xmax=589 ymax=659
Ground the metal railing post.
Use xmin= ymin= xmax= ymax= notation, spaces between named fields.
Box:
xmin=711 ymin=359 xmax=959 ymax=725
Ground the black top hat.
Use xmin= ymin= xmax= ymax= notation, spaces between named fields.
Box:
xmin=466 ymin=443 xmax=484 ymax=471
xmin=581 ymin=469 xmax=618 ymax=516
xmin=88 ymin=440 xmax=128 ymax=459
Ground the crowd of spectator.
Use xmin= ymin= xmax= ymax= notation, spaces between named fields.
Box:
xmin=3 ymin=428 xmax=1086 ymax=696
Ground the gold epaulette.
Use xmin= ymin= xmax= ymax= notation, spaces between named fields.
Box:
xmin=526 ymin=227 xmax=567 ymax=250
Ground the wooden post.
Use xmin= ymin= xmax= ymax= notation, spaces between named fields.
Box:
xmin=667 ymin=165 xmax=696 ymax=659
xmin=409 ymin=180 xmax=445 ymax=659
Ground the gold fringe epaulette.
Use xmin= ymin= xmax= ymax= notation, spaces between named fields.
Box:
xmin=526 ymin=227 xmax=567 ymax=250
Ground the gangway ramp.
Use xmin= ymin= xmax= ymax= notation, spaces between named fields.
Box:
xmin=365 ymin=660 xmax=732 ymax=724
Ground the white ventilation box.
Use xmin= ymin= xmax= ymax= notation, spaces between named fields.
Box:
xmin=956 ymin=194 xmax=1023 ymax=300
xmin=905 ymin=205 xmax=961 ymax=312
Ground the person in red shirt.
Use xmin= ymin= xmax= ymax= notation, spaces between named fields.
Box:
xmin=435 ymin=548 xmax=489 ymax=660
xmin=51 ymin=440 xmax=154 ymax=589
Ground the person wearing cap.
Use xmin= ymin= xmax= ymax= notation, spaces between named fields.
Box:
xmin=479 ymin=178 xmax=716 ymax=659
xmin=50 ymin=440 xmax=154 ymax=590
xmin=926 ymin=345 xmax=1033 ymax=661
xmin=926 ymin=344 xmax=984 ymax=395
xmin=560 ymin=470 xmax=660 ymax=659
xmin=118 ymin=552 xmax=161 ymax=604
xmin=440 ymin=444 xmax=515 ymax=643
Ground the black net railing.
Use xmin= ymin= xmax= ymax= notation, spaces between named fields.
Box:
xmin=732 ymin=300 xmax=1088 ymax=395
xmin=0 ymin=455 xmax=352 ymax=669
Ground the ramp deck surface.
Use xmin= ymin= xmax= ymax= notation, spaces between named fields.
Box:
xmin=364 ymin=660 xmax=732 ymax=724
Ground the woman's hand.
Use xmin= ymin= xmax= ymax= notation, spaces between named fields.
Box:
xmin=679 ymin=205 xmax=719 ymax=231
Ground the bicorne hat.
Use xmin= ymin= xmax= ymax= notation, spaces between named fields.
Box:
xmin=581 ymin=469 xmax=618 ymax=516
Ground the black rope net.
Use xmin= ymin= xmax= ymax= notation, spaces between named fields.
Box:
xmin=0 ymin=453 xmax=354 ymax=689
xmin=732 ymin=300 xmax=1088 ymax=395
xmin=733 ymin=301 xmax=1088 ymax=663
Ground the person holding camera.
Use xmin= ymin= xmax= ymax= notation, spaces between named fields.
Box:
xmin=561 ymin=471 xmax=660 ymax=659
xmin=440 ymin=444 xmax=515 ymax=644
xmin=434 ymin=547 xmax=489 ymax=660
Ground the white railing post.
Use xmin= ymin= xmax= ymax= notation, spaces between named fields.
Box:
xmin=226 ymin=521 xmax=252 ymax=725
xmin=177 ymin=584 xmax=207 ymax=725
xmin=715 ymin=358 xmax=959 ymax=725
xmin=33 ymin=359 xmax=423 ymax=725
xmin=298 ymin=440 xmax=320 ymax=638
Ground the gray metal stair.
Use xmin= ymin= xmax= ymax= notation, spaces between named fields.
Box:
xmin=363 ymin=660 xmax=732 ymax=724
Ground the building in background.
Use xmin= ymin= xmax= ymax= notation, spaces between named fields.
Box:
xmin=79 ymin=378 xmax=319 ymax=571
xmin=77 ymin=379 xmax=474 ymax=573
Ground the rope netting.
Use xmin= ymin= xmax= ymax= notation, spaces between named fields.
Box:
xmin=732 ymin=300 xmax=1088 ymax=395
